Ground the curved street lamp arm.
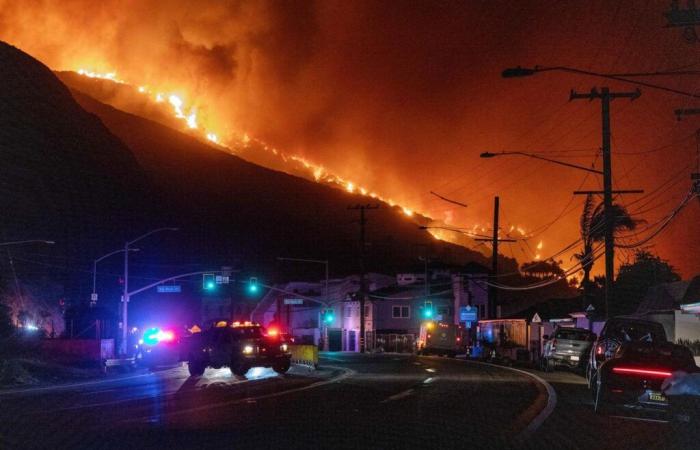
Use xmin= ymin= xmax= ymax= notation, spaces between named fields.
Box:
xmin=486 ymin=151 xmax=603 ymax=174
xmin=529 ymin=66 xmax=700 ymax=99
xmin=127 ymin=227 xmax=179 ymax=247
xmin=0 ymin=240 xmax=54 ymax=247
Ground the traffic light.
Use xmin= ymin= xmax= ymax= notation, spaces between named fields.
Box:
xmin=422 ymin=303 xmax=434 ymax=319
xmin=203 ymin=273 xmax=216 ymax=291
xmin=323 ymin=309 xmax=334 ymax=324
xmin=248 ymin=277 xmax=259 ymax=294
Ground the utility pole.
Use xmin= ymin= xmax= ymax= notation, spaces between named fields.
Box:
xmin=349 ymin=204 xmax=379 ymax=353
xmin=419 ymin=255 xmax=431 ymax=312
xmin=475 ymin=197 xmax=514 ymax=319
xmin=570 ymin=87 xmax=642 ymax=319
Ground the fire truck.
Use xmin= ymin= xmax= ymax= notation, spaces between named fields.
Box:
xmin=181 ymin=320 xmax=292 ymax=377
xmin=417 ymin=321 xmax=467 ymax=357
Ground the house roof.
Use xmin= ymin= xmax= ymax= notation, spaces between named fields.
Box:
xmin=682 ymin=276 xmax=700 ymax=304
xmin=504 ymin=297 xmax=586 ymax=322
xmin=636 ymin=279 xmax=695 ymax=315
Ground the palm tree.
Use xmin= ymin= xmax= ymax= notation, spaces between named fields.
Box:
xmin=574 ymin=194 xmax=641 ymax=302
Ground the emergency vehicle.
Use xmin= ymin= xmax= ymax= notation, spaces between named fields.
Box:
xmin=417 ymin=321 xmax=467 ymax=357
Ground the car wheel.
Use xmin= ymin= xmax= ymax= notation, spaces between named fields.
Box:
xmin=273 ymin=361 xmax=291 ymax=374
xmin=188 ymin=359 xmax=205 ymax=376
xmin=231 ymin=361 xmax=249 ymax=377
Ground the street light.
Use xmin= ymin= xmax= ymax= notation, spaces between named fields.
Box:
xmin=500 ymin=65 xmax=648 ymax=319
xmin=121 ymin=227 xmax=178 ymax=356
xmin=0 ymin=240 xmax=55 ymax=247
xmin=277 ymin=256 xmax=330 ymax=351
xmin=479 ymin=151 xmax=603 ymax=175
xmin=501 ymin=65 xmax=700 ymax=99
xmin=92 ymin=248 xmax=139 ymax=306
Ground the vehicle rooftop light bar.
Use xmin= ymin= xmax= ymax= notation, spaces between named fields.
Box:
xmin=612 ymin=367 xmax=672 ymax=378
xmin=231 ymin=321 xmax=258 ymax=327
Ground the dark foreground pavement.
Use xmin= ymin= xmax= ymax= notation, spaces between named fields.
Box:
xmin=1 ymin=353 xmax=696 ymax=449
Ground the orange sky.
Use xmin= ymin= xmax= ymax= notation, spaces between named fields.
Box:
xmin=0 ymin=0 xmax=698 ymax=277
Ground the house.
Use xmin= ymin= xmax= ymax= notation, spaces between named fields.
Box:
xmin=250 ymin=261 xmax=491 ymax=353
xmin=368 ymin=263 xmax=489 ymax=352
xmin=250 ymin=273 xmax=394 ymax=351
xmin=635 ymin=276 xmax=700 ymax=344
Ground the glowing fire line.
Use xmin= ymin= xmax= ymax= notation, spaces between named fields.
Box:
xmin=73 ymin=68 xmax=544 ymax=254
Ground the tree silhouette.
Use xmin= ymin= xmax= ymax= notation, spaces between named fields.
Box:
xmin=574 ymin=194 xmax=642 ymax=300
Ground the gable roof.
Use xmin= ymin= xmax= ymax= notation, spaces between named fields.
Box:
xmin=505 ymin=297 xmax=585 ymax=322
xmin=636 ymin=279 xmax=693 ymax=314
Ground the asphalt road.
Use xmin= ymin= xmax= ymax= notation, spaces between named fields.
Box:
xmin=0 ymin=353 xmax=696 ymax=449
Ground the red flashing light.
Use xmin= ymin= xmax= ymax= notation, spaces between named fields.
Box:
xmin=612 ymin=367 xmax=672 ymax=378
xmin=267 ymin=327 xmax=279 ymax=337
xmin=456 ymin=337 xmax=461 ymax=342
xmin=596 ymin=344 xmax=604 ymax=355
xmin=160 ymin=330 xmax=175 ymax=342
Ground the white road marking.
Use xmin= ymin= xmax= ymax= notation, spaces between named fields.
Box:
xmin=0 ymin=372 xmax=157 ymax=396
xmin=380 ymin=389 xmax=415 ymax=403
xmin=611 ymin=415 xmax=669 ymax=424
xmin=425 ymin=368 xmax=436 ymax=373
xmin=444 ymin=359 xmax=557 ymax=444
xmin=319 ymin=356 xmax=345 ymax=362
xmin=423 ymin=377 xmax=435 ymax=384
xmin=413 ymin=362 xmax=422 ymax=366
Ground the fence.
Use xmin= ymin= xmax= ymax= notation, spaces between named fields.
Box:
xmin=372 ymin=334 xmax=415 ymax=353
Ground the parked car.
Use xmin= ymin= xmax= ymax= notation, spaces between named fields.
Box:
xmin=586 ymin=316 xmax=667 ymax=387
xmin=540 ymin=327 xmax=594 ymax=373
xmin=591 ymin=340 xmax=699 ymax=422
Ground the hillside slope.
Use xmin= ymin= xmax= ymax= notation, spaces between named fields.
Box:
xmin=0 ymin=41 xmax=150 ymax=261
xmin=67 ymin=88 xmax=486 ymax=275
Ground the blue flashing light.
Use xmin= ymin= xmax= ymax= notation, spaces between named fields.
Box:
xmin=142 ymin=327 xmax=160 ymax=346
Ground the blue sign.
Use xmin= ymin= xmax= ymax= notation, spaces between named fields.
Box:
xmin=459 ymin=306 xmax=477 ymax=322
xmin=157 ymin=285 xmax=181 ymax=293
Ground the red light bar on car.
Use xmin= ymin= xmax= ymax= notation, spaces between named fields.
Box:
xmin=612 ymin=367 xmax=672 ymax=378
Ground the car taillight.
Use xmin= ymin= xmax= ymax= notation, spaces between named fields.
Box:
xmin=612 ymin=367 xmax=672 ymax=378
xmin=595 ymin=343 xmax=606 ymax=359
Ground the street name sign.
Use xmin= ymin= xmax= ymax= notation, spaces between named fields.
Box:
xmin=459 ymin=307 xmax=478 ymax=322
xmin=284 ymin=298 xmax=304 ymax=305
xmin=157 ymin=285 xmax=182 ymax=293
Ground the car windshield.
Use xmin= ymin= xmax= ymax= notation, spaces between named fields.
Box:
xmin=554 ymin=329 xmax=591 ymax=341
xmin=620 ymin=343 xmax=695 ymax=368
xmin=607 ymin=321 xmax=666 ymax=343
xmin=231 ymin=327 xmax=263 ymax=338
